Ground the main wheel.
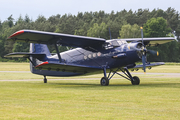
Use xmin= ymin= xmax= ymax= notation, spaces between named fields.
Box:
xmin=100 ymin=77 xmax=109 ymax=86
xmin=131 ymin=76 xmax=140 ymax=85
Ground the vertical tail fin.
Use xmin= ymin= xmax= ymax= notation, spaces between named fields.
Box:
xmin=30 ymin=43 xmax=51 ymax=74
xmin=30 ymin=43 xmax=51 ymax=56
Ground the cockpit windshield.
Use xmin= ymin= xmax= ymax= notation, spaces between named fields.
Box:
xmin=103 ymin=39 xmax=128 ymax=49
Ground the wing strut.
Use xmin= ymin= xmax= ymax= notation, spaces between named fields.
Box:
xmin=27 ymin=57 xmax=36 ymax=66
xmin=54 ymin=44 xmax=62 ymax=62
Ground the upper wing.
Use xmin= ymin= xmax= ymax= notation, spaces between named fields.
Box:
xmin=120 ymin=37 xmax=175 ymax=46
xmin=7 ymin=30 xmax=106 ymax=48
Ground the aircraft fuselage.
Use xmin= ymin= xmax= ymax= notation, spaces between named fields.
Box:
xmin=31 ymin=41 xmax=142 ymax=77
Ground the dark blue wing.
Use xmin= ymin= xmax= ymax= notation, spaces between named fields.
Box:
xmin=35 ymin=62 xmax=102 ymax=74
xmin=4 ymin=52 xmax=46 ymax=58
xmin=7 ymin=30 xmax=106 ymax=48
xmin=126 ymin=62 xmax=165 ymax=71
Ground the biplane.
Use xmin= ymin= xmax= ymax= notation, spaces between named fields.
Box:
xmin=5 ymin=28 xmax=174 ymax=86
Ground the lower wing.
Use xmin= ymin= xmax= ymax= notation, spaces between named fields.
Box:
xmin=35 ymin=62 xmax=102 ymax=74
xmin=126 ymin=62 xmax=164 ymax=71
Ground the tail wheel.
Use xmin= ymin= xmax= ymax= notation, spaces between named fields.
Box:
xmin=131 ymin=76 xmax=140 ymax=85
xmin=44 ymin=76 xmax=47 ymax=83
xmin=100 ymin=77 xmax=109 ymax=86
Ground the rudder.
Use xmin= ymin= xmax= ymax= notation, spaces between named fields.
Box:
xmin=30 ymin=43 xmax=51 ymax=56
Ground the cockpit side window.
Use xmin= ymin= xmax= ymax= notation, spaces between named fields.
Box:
xmin=111 ymin=40 xmax=120 ymax=47
xmin=121 ymin=40 xmax=127 ymax=44
xmin=117 ymin=40 xmax=127 ymax=45
xmin=117 ymin=41 xmax=123 ymax=46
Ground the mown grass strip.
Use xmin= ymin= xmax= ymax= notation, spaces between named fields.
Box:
xmin=0 ymin=62 xmax=180 ymax=119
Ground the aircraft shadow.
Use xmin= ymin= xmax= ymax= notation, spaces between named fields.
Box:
xmin=47 ymin=82 xmax=180 ymax=88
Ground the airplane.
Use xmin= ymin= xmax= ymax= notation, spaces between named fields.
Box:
xmin=4 ymin=28 xmax=174 ymax=86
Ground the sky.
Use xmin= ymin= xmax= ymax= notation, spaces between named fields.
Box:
xmin=0 ymin=0 xmax=180 ymax=22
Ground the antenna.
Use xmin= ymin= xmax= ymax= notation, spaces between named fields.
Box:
xmin=108 ymin=27 xmax=112 ymax=39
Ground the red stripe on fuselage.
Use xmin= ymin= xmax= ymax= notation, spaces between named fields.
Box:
xmin=35 ymin=62 xmax=49 ymax=68
xmin=8 ymin=30 xmax=24 ymax=38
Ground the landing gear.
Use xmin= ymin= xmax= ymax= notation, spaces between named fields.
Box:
xmin=100 ymin=67 xmax=140 ymax=86
xmin=100 ymin=77 xmax=109 ymax=86
xmin=131 ymin=76 xmax=140 ymax=85
xmin=101 ymin=67 xmax=110 ymax=86
xmin=44 ymin=75 xmax=47 ymax=83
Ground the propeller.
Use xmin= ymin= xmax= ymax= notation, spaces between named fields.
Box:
xmin=127 ymin=27 xmax=159 ymax=73
xmin=140 ymin=27 xmax=146 ymax=73
xmin=140 ymin=27 xmax=159 ymax=73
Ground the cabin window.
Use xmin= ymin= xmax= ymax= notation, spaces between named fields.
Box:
xmin=84 ymin=56 xmax=87 ymax=60
xmin=97 ymin=52 xmax=101 ymax=56
xmin=93 ymin=53 xmax=96 ymax=57
xmin=110 ymin=40 xmax=120 ymax=47
xmin=88 ymin=54 xmax=92 ymax=58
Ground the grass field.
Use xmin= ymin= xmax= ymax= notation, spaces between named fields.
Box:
xmin=0 ymin=62 xmax=180 ymax=119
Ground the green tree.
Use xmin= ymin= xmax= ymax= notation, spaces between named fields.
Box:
xmin=107 ymin=20 xmax=126 ymax=39
xmin=0 ymin=20 xmax=2 ymax=31
xmin=1 ymin=9 xmax=180 ymax=62
xmin=143 ymin=17 xmax=171 ymax=37
xmin=0 ymin=40 xmax=5 ymax=57
xmin=87 ymin=22 xmax=108 ymax=39
xmin=119 ymin=24 xmax=141 ymax=38
xmin=7 ymin=15 xmax=14 ymax=28
xmin=143 ymin=17 xmax=179 ymax=62
xmin=74 ymin=23 xmax=89 ymax=36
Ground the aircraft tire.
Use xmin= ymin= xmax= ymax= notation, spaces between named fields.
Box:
xmin=131 ymin=76 xmax=140 ymax=85
xmin=100 ymin=77 xmax=109 ymax=86
xmin=44 ymin=78 xmax=47 ymax=83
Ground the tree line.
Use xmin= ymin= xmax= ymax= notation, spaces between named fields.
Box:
xmin=0 ymin=7 xmax=180 ymax=62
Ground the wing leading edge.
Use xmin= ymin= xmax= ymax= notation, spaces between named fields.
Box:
xmin=7 ymin=30 xmax=106 ymax=48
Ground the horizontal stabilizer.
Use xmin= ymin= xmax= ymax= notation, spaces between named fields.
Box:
xmin=127 ymin=62 xmax=164 ymax=71
xmin=35 ymin=62 xmax=102 ymax=74
xmin=4 ymin=52 xmax=46 ymax=58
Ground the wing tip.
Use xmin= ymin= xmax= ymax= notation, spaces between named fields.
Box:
xmin=8 ymin=30 xmax=25 ymax=39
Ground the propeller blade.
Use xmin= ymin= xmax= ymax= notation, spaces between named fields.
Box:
xmin=140 ymin=27 xmax=144 ymax=46
xmin=147 ymin=50 xmax=159 ymax=56
xmin=142 ymin=55 xmax=146 ymax=73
